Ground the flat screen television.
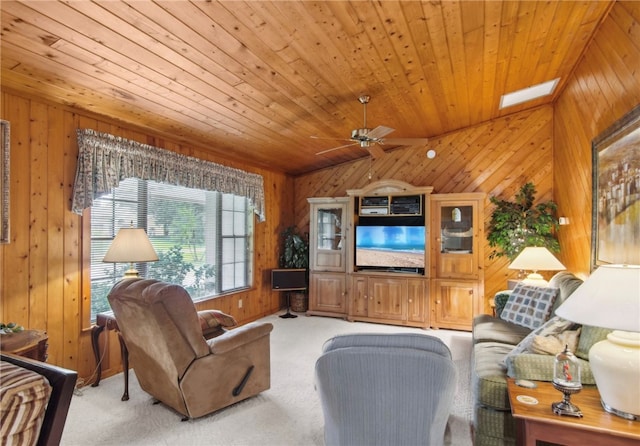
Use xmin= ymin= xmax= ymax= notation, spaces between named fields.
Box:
xmin=355 ymin=225 xmax=425 ymax=272
xmin=271 ymin=268 xmax=307 ymax=291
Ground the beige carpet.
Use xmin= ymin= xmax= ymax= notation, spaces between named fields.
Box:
xmin=62 ymin=313 xmax=473 ymax=445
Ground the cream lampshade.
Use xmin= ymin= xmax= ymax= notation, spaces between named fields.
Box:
xmin=508 ymin=246 xmax=566 ymax=286
xmin=103 ymin=227 xmax=159 ymax=278
xmin=555 ymin=264 xmax=640 ymax=420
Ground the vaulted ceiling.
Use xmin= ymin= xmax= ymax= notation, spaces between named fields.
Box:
xmin=1 ymin=1 xmax=613 ymax=175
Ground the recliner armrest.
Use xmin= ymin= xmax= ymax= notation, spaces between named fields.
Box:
xmin=206 ymin=321 xmax=273 ymax=354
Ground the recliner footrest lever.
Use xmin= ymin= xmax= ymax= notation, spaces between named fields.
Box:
xmin=233 ymin=365 xmax=254 ymax=396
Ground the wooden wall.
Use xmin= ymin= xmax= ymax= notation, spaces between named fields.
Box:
xmin=1 ymin=0 xmax=637 ymax=382
xmin=554 ymin=0 xmax=640 ymax=278
xmin=0 ymin=89 xmax=294 ymax=380
xmin=293 ymin=0 xmax=640 ymax=310
xmin=294 ymin=105 xmax=556 ymax=307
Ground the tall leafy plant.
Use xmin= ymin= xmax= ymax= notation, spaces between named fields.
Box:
xmin=279 ymin=226 xmax=309 ymax=269
xmin=487 ymin=182 xmax=560 ymax=260
xmin=279 ymin=226 xmax=309 ymax=301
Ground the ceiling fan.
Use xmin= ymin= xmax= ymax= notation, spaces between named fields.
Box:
xmin=312 ymin=95 xmax=428 ymax=159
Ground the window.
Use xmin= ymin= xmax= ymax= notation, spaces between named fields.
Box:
xmin=90 ymin=178 xmax=253 ymax=320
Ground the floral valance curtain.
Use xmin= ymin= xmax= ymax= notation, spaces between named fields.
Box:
xmin=71 ymin=129 xmax=265 ymax=221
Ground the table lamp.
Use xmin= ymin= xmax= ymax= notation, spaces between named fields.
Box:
xmin=508 ymin=247 xmax=566 ymax=286
xmin=103 ymin=227 xmax=159 ymax=278
xmin=555 ymin=264 xmax=640 ymax=420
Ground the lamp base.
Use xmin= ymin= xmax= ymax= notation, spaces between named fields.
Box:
xmin=522 ymin=272 xmax=549 ymax=287
xmin=123 ymin=268 xmax=140 ymax=278
xmin=589 ymin=331 xmax=640 ymax=421
xmin=601 ymin=400 xmax=638 ymax=421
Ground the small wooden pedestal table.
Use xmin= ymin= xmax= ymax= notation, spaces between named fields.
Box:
xmin=507 ymin=378 xmax=640 ymax=446
xmin=91 ymin=312 xmax=130 ymax=401
xmin=0 ymin=329 xmax=48 ymax=362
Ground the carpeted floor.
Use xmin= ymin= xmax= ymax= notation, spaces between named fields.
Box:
xmin=62 ymin=313 xmax=473 ymax=445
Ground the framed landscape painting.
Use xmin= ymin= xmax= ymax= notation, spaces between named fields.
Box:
xmin=591 ymin=105 xmax=640 ymax=270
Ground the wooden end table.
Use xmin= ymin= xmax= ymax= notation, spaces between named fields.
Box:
xmin=507 ymin=378 xmax=640 ymax=446
xmin=91 ymin=312 xmax=130 ymax=401
xmin=0 ymin=329 xmax=48 ymax=362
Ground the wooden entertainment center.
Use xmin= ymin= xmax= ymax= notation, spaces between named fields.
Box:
xmin=307 ymin=179 xmax=485 ymax=331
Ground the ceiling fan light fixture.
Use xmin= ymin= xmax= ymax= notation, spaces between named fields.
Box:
xmin=352 ymin=128 xmax=370 ymax=141
xmin=499 ymin=78 xmax=560 ymax=109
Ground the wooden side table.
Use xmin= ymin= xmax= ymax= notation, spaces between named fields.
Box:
xmin=507 ymin=378 xmax=640 ymax=446
xmin=91 ymin=311 xmax=130 ymax=401
xmin=0 ymin=329 xmax=48 ymax=362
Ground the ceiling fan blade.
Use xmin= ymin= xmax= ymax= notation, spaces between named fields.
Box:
xmin=367 ymin=144 xmax=386 ymax=159
xmin=315 ymin=141 xmax=360 ymax=156
xmin=381 ymin=137 xmax=429 ymax=146
xmin=310 ymin=135 xmax=353 ymax=143
xmin=367 ymin=125 xmax=395 ymax=140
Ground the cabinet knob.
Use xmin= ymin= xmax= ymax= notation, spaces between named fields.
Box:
xmin=436 ymin=300 xmax=441 ymax=304
xmin=408 ymin=299 xmax=413 ymax=303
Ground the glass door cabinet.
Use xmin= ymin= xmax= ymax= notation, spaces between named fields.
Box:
xmin=307 ymin=197 xmax=350 ymax=317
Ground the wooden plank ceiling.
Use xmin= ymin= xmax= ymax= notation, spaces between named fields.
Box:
xmin=0 ymin=1 xmax=612 ymax=175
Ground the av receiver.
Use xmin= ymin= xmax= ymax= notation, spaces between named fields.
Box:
xmin=390 ymin=195 xmax=421 ymax=215
xmin=359 ymin=194 xmax=422 ymax=216
xmin=361 ymin=196 xmax=389 ymax=207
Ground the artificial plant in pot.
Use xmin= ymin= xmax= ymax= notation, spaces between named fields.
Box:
xmin=487 ymin=182 xmax=560 ymax=261
xmin=279 ymin=225 xmax=310 ymax=312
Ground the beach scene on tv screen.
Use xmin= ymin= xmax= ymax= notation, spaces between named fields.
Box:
xmin=356 ymin=226 xmax=425 ymax=268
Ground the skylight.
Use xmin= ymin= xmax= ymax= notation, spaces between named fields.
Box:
xmin=499 ymin=78 xmax=560 ymax=109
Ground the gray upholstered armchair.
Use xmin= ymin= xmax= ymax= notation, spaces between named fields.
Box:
xmin=315 ymin=333 xmax=457 ymax=446
xmin=107 ymin=278 xmax=273 ymax=420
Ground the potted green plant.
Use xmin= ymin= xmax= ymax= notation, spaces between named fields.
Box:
xmin=279 ymin=225 xmax=309 ymax=312
xmin=487 ymin=182 xmax=560 ymax=260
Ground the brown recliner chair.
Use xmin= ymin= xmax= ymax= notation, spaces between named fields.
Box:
xmin=107 ymin=278 xmax=273 ymax=420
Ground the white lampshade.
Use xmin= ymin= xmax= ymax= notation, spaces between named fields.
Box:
xmin=508 ymin=247 xmax=566 ymax=285
xmin=555 ymin=264 xmax=640 ymax=420
xmin=555 ymin=264 xmax=640 ymax=331
xmin=103 ymin=228 xmax=158 ymax=277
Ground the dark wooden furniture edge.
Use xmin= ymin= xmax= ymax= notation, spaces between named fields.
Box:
xmin=91 ymin=311 xmax=130 ymax=400
xmin=1 ymin=352 xmax=78 ymax=446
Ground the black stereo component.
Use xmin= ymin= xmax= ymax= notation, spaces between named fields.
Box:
xmin=390 ymin=195 xmax=422 ymax=215
xmin=361 ymin=196 xmax=389 ymax=207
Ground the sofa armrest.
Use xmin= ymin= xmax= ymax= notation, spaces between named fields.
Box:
xmin=206 ymin=321 xmax=273 ymax=354
xmin=507 ymin=353 xmax=595 ymax=384
xmin=1 ymin=353 xmax=77 ymax=446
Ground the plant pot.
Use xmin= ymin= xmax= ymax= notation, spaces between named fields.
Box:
xmin=290 ymin=292 xmax=308 ymax=313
